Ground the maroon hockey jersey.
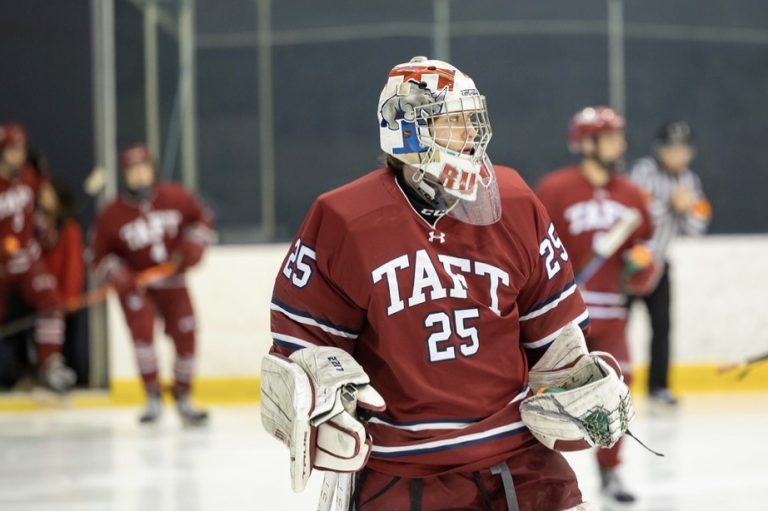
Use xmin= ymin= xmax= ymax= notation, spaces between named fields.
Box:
xmin=270 ymin=166 xmax=588 ymax=477
xmin=0 ymin=165 xmax=46 ymax=264
xmin=536 ymin=167 xmax=652 ymax=338
xmin=91 ymin=182 xmax=212 ymax=273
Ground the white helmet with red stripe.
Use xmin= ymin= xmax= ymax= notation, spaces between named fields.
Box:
xmin=378 ymin=56 xmax=495 ymax=208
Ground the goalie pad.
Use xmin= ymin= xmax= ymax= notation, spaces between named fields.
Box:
xmin=521 ymin=354 xmax=635 ymax=451
xmin=522 ymin=322 xmax=634 ymax=451
xmin=260 ymin=347 xmax=385 ymax=492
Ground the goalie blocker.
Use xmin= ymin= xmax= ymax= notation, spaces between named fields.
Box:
xmin=520 ymin=322 xmax=635 ymax=451
xmin=260 ymin=347 xmax=385 ymax=493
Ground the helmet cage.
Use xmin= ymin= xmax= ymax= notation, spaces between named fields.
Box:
xmin=407 ymin=92 xmax=493 ymax=201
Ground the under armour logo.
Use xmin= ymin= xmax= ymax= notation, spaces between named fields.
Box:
xmin=428 ymin=231 xmax=446 ymax=244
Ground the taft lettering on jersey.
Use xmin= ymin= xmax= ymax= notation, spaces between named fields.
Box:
xmin=371 ymin=249 xmax=510 ymax=316
xmin=0 ymin=185 xmax=33 ymax=221
xmin=564 ymin=198 xmax=632 ymax=236
xmin=119 ymin=210 xmax=183 ymax=251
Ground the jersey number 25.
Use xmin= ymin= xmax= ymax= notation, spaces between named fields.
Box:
xmin=425 ymin=308 xmax=480 ymax=362
xmin=539 ymin=223 xmax=569 ymax=280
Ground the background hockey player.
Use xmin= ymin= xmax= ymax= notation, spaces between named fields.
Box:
xmin=536 ymin=107 xmax=656 ymax=504
xmin=91 ymin=144 xmax=215 ymax=425
xmin=0 ymin=123 xmax=75 ymax=392
xmin=37 ymin=180 xmax=86 ymax=384
xmin=628 ymin=120 xmax=712 ymax=408
xmin=260 ymin=57 xmax=635 ymax=511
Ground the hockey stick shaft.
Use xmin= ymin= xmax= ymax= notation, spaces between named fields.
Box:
xmin=575 ymin=208 xmax=642 ymax=285
xmin=0 ymin=262 xmax=177 ymax=340
xmin=717 ymin=351 xmax=768 ymax=376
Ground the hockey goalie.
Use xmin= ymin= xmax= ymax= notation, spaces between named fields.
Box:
xmin=261 ymin=56 xmax=635 ymax=511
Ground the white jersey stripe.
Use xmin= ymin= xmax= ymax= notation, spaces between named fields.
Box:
xmin=270 ymin=302 xmax=359 ymax=339
xmin=522 ymin=309 xmax=589 ymax=349
xmin=519 ymin=283 xmax=578 ymax=321
xmin=581 ymin=290 xmax=627 ymax=306
xmin=587 ymin=305 xmax=627 ymax=320
xmin=368 ymin=417 xmax=474 ymax=431
xmin=371 ymin=421 xmax=527 ymax=456
xmin=271 ymin=332 xmax=318 ymax=350
xmin=369 ymin=387 xmax=530 ymax=432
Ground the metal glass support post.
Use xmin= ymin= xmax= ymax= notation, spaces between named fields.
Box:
xmin=144 ymin=0 xmax=161 ymax=157
xmin=607 ymin=0 xmax=626 ymax=115
xmin=433 ymin=0 xmax=451 ymax=62
xmin=89 ymin=0 xmax=118 ymax=388
xmin=257 ymin=0 xmax=276 ymax=241
xmin=179 ymin=0 xmax=198 ymax=191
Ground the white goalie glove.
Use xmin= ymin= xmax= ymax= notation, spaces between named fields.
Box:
xmin=520 ymin=322 xmax=635 ymax=451
xmin=260 ymin=346 xmax=386 ymax=492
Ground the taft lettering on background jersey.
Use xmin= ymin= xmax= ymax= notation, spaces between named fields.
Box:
xmin=0 ymin=185 xmax=33 ymax=223
xmin=119 ymin=210 xmax=183 ymax=251
xmin=91 ymin=182 xmax=212 ymax=272
xmin=564 ymin=198 xmax=632 ymax=236
xmin=0 ymin=166 xmax=44 ymax=247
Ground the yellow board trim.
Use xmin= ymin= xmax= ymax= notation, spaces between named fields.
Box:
xmin=1 ymin=363 xmax=767 ymax=412
xmin=630 ymin=363 xmax=768 ymax=393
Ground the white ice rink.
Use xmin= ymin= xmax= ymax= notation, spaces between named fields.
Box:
xmin=0 ymin=393 xmax=766 ymax=511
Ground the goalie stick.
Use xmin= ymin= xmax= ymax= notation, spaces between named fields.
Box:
xmin=0 ymin=262 xmax=177 ymax=340
xmin=717 ymin=351 xmax=768 ymax=380
xmin=575 ymin=208 xmax=642 ymax=285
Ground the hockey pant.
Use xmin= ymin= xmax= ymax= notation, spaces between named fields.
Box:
xmin=352 ymin=439 xmax=582 ymax=511
xmin=0 ymin=258 xmax=64 ymax=367
xmin=118 ymin=285 xmax=197 ymax=395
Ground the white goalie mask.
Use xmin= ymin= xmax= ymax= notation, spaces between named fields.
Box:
xmin=378 ymin=56 xmax=501 ymax=225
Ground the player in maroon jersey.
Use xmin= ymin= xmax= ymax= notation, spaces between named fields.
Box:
xmin=260 ymin=58 xmax=635 ymax=511
xmin=536 ymin=107 xmax=657 ymax=504
xmin=0 ymin=123 xmax=75 ymax=392
xmin=91 ymin=144 xmax=215 ymax=425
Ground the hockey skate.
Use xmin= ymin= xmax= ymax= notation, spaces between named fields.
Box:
xmin=648 ymin=388 xmax=679 ymax=414
xmin=39 ymin=354 xmax=76 ymax=394
xmin=139 ymin=390 xmax=163 ymax=424
xmin=173 ymin=391 xmax=209 ymax=426
xmin=600 ymin=468 xmax=636 ymax=504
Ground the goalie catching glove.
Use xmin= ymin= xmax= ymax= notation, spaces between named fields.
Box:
xmin=260 ymin=347 xmax=385 ymax=492
xmin=520 ymin=322 xmax=635 ymax=451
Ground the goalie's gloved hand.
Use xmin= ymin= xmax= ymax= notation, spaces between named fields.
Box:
xmin=520 ymin=323 xmax=634 ymax=451
xmin=521 ymin=353 xmax=635 ymax=451
xmin=260 ymin=347 xmax=385 ymax=492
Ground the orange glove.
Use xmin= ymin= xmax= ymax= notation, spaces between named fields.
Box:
xmin=622 ymin=244 xmax=660 ymax=296
xmin=689 ymin=198 xmax=712 ymax=221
